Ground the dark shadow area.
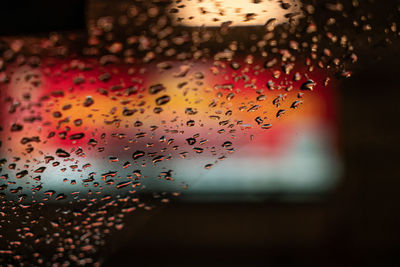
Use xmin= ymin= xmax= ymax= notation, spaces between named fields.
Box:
xmin=0 ymin=1 xmax=86 ymax=35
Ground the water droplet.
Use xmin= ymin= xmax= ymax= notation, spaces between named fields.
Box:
xmin=300 ymin=80 xmax=316 ymax=91
xmin=132 ymin=150 xmax=145 ymax=160
xmin=55 ymin=149 xmax=70 ymax=158
xmin=155 ymin=95 xmax=171 ymax=105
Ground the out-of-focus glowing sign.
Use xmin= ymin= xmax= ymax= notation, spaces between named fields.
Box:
xmin=171 ymin=0 xmax=303 ymax=27
xmin=0 ymin=56 xmax=340 ymax=203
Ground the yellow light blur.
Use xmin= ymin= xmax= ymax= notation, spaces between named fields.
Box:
xmin=171 ymin=0 xmax=303 ymax=27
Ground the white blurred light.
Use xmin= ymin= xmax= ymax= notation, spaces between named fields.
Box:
xmin=171 ymin=0 xmax=303 ymax=27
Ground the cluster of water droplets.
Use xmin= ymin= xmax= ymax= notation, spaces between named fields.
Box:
xmin=0 ymin=0 xmax=399 ymax=265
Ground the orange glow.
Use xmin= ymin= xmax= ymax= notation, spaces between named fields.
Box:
xmin=1 ymin=57 xmax=337 ymax=157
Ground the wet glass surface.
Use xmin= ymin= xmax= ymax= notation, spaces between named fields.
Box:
xmin=1 ymin=0 xmax=400 ymax=266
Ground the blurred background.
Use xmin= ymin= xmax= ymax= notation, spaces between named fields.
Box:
xmin=1 ymin=0 xmax=400 ymax=266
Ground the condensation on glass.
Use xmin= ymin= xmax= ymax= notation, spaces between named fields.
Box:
xmin=0 ymin=0 xmax=398 ymax=265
